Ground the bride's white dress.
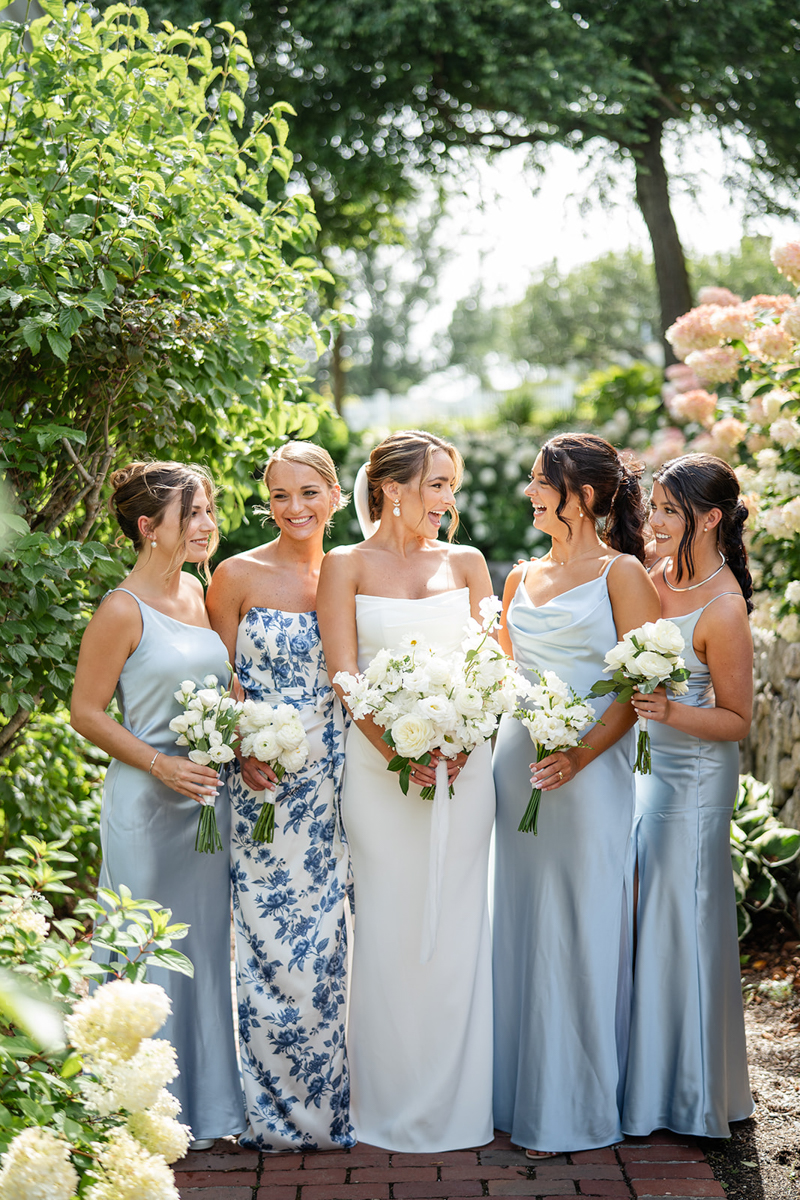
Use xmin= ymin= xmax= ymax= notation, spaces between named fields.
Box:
xmin=342 ymin=588 xmax=495 ymax=1152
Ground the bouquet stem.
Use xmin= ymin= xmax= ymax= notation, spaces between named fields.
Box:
xmin=518 ymin=745 xmax=548 ymax=834
xmin=252 ymin=799 xmax=275 ymax=844
xmin=195 ymin=800 xmax=223 ymax=854
xmin=635 ymin=717 xmax=651 ymax=775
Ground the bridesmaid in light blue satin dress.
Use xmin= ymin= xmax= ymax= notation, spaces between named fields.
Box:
xmin=624 ymin=454 xmax=754 ymax=1138
xmin=71 ymin=462 xmax=244 ymax=1148
xmin=493 ymin=434 xmax=660 ymax=1157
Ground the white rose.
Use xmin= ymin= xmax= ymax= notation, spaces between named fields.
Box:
xmin=365 ymin=649 xmax=394 ymax=683
xmin=391 ymin=713 xmax=436 ymax=759
xmin=603 ymin=643 xmax=631 ymax=672
xmin=640 ymin=619 xmax=685 ymax=656
xmin=631 ymin=650 xmax=675 ymax=680
xmin=423 ymin=655 xmax=453 ymax=687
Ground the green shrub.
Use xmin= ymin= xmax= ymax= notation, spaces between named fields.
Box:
xmin=731 ymin=774 xmax=800 ymax=939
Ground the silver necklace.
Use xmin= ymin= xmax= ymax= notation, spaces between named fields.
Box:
xmin=662 ymin=551 xmax=726 ymax=592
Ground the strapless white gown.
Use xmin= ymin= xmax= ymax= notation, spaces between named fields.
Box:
xmin=342 ymin=589 xmax=495 ymax=1151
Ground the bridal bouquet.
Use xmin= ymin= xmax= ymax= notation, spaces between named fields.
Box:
xmin=513 ymin=672 xmax=596 ymax=834
xmin=237 ymin=700 xmax=310 ymax=843
xmin=169 ymin=675 xmax=241 ymax=853
xmin=589 ymin=620 xmax=691 ymax=774
xmin=334 ymin=596 xmax=527 ymax=797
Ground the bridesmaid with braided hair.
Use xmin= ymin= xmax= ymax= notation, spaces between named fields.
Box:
xmin=623 ymin=453 xmax=754 ymax=1138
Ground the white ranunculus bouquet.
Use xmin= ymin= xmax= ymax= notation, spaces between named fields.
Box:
xmin=513 ymin=671 xmax=596 ymax=834
xmin=334 ymin=596 xmax=528 ymax=798
xmin=236 ymin=700 xmax=311 ymax=843
xmin=590 ymin=620 xmax=691 ymax=774
xmin=169 ymin=672 xmax=242 ymax=853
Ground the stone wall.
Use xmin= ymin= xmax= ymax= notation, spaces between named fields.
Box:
xmin=741 ymin=629 xmax=800 ymax=830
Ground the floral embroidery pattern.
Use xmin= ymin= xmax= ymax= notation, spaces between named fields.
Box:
xmin=229 ymin=608 xmax=353 ymax=1151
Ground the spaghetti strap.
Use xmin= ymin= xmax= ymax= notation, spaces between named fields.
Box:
xmin=602 ymin=554 xmax=624 ymax=578
xmin=700 ymin=591 xmax=743 ymax=613
xmin=518 ymin=560 xmax=531 ymax=583
xmin=107 ymin=586 xmax=142 ymax=604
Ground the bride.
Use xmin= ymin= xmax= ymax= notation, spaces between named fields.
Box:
xmin=317 ymin=429 xmax=495 ymax=1152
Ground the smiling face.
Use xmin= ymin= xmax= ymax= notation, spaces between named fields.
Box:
xmin=392 ymin=448 xmax=457 ymax=538
xmin=267 ymin=460 xmax=339 ymax=542
xmin=144 ymin=483 xmax=216 ymax=567
xmin=524 ymin=451 xmax=582 ymax=538
xmin=648 ymin=480 xmax=688 ymax=556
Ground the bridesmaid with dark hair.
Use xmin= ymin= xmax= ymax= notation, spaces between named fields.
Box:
xmin=623 ymin=453 xmax=754 ymax=1138
xmin=493 ymin=433 xmax=660 ymax=1158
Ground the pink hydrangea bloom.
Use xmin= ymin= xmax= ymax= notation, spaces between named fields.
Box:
xmin=770 ymin=241 xmax=800 ymax=285
xmin=746 ymin=431 xmax=771 ymax=455
xmin=665 ymin=305 xmax=722 ymax=360
xmin=711 ymin=416 xmax=748 ymax=449
xmin=642 ymin=427 xmax=686 ymax=468
xmin=665 ymin=388 xmax=718 ymax=427
xmin=709 ymin=305 xmax=750 ymax=341
xmin=697 ymin=286 xmax=742 ymax=307
xmin=742 ymin=294 xmax=796 ymax=318
xmin=746 ymin=324 xmax=794 ymax=362
xmin=780 ymin=302 xmax=800 ymax=341
xmin=684 ymin=345 xmax=742 ymax=385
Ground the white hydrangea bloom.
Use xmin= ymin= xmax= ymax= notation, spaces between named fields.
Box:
xmin=66 ymin=980 xmax=171 ymax=1064
xmin=0 ymin=1128 xmax=78 ymax=1200
xmin=127 ymin=1090 xmax=191 ymax=1164
xmin=81 ymin=1037 xmax=179 ymax=1117
xmin=85 ymin=1128 xmax=179 ymax=1200
xmin=784 ymin=580 xmax=800 ymax=606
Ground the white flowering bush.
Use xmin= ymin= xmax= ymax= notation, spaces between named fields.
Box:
xmin=656 ymin=243 xmax=800 ymax=631
xmin=0 ymin=838 xmax=194 ymax=1196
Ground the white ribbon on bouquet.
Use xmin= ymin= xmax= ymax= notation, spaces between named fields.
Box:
xmin=419 ymin=756 xmax=452 ymax=965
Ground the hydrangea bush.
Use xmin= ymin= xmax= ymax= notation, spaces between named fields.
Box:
xmin=0 ymin=837 xmax=195 ymax=1197
xmin=639 ymin=242 xmax=800 ymax=637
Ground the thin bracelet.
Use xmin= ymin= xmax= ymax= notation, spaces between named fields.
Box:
xmin=148 ymin=751 xmax=160 ymax=775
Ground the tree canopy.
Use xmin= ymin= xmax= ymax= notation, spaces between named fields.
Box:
xmin=157 ymin=0 xmax=800 ymax=362
xmin=0 ymin=0 xmax=332 ymax=754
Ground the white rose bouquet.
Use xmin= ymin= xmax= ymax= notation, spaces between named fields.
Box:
xmin=334 ymin=596 xmax=527 ymax=797
xmin=169 ymin=673 xmax=241 ymax=853
xmin=590 ymin=619 xmax=691 ymax=774
xmin=236 ymin=700 xmax=311 ymax=843
xmin=513 ymin=671 xmax=596 ymax=834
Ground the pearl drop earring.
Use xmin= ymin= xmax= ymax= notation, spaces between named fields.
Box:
xmin=393 ymin=501 xmax=401 ymax=517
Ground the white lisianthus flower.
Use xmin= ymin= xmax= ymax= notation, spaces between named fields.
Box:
xmin=203 ymin=674 xmax=219 ymax=688
xmin=416 ymin=695 xmax=457 ymax=728
xmin=251 ymin=730 xmax=280 ymax=761
xmin=452 ymin=686 xmax=484 ymax=719
xmin=85 ymin=1128 xmax=179 ymax=1200
xmin=127 ymin=1090 xmax=191 ymax=1164
xmin=205 ymin=719 xmax=219 ymax=737
xmin=188 ymin=749 xmax=212 ymax=765
xmin=167 ymin=713 xmax=191 ymax=734
xmin=208 ymin=744 xmax=235 ymax=764
xmin=195 ymin=688 xmax=221 ymax=708
xmin=66 ymin=980 xmax=171 ymax=1063
xmin=174 ymin=681 xmax=196 ymax=701
xmin=392 ymin=713 xmax=436 ymax=760
xmin=0 ymin=1127 xmax=79 ymax=1200
xmin=632 ymin=650 xmax=675 ymax=680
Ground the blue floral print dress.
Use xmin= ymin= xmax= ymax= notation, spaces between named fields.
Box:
xmin=228 ymin=607 xmax=354 ymax=1151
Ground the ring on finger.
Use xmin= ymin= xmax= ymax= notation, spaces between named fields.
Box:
xmin=558 ymin=770 xmax=563 ymax=780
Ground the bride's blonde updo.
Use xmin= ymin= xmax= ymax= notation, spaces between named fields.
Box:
xmin=365 ymin=430 xmax=464 ymax=541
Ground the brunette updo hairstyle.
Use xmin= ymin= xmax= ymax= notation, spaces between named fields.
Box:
xmin=654 ymin=453 xmax=753 ymax=612
xmin=260 ymin=441 xmax=348 ymax=530
xmin=539 ymin=432 xmax=647 ymax=562
xmin=108 ymin=461 xmax=218 ymax=581
xmin=365 ymin=430 xmax=464 ymax=541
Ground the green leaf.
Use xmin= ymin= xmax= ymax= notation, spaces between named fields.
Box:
xmin=0 ymin=198 xmax=25 ymax=219
xmin=58 ymin=308 xmax=82 ymax=338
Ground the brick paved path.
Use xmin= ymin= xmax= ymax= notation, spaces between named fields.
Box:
xmin=174 ymin=1128 xmax=724 ymax=1200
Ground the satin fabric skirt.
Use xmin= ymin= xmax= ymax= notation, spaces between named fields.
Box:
xmin=99 ymin=760 xmax=244 ymax=1141
xmin=342 ymin=725 xmax=495 ymax=1152
xmin=492 ymin=713 xmax=634 ymax=1152
xmin=622 ymin=724 xmax=753 ymax=1137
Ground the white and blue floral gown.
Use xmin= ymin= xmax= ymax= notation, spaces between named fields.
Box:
xmin=228 ymin=607 xmax=354 ymax=1151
